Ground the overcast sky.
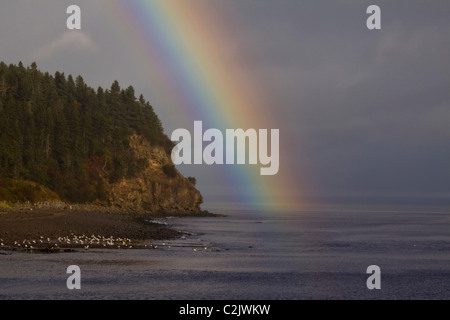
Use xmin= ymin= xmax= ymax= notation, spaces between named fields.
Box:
xmin=1 ymin=0 xmax=449 ymax=208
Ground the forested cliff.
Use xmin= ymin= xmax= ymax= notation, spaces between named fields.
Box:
xmin=0 ymin=62 xmax=202 ymax=213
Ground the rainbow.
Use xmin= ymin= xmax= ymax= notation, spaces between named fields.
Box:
xmin=100 ymin=0 xmax=299 ymax=210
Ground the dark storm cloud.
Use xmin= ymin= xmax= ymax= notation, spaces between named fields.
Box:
xmin=222 ymin=1 xmax=450 ymax=201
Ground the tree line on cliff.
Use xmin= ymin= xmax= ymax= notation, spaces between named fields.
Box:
xmin=0 ymin=61 xmax=175 ymax=203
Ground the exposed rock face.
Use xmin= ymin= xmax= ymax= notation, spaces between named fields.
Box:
xmin=108 ymin=134 xmax=203 ymax=213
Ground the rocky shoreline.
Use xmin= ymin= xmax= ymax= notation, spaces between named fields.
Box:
xmin=0 ymin=202 xmax=218 ymax=253
xmin=0 ymin=201 xmax=215 ymax=215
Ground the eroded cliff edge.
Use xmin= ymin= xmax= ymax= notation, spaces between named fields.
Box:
xmin=107 ymin=134 xmax=203 ymax=213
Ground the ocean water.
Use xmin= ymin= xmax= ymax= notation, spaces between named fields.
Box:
xmin=0 ymin=205 xmax=449 ymax=300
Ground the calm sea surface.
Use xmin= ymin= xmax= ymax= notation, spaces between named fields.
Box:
xmin=1 ymin=205 xmax=449 ymax=299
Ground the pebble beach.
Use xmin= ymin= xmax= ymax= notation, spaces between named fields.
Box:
xmin=0 ymin=206 xmax=182 ymax=252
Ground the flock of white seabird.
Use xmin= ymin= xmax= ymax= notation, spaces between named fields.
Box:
xmin=56 ymin=233 xmax=134 ymax=249
xmin=1 ymin=235 xmax=214 ymax=252
xmin=1 ymin=233 xmax=138 ymax=251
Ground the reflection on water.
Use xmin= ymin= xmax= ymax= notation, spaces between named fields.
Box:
xmin=0 ymin=205 xmax=449 ymax=299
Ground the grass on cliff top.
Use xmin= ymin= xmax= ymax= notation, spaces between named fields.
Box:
xmin=0 ymin=178 xmax=60 ymax=203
